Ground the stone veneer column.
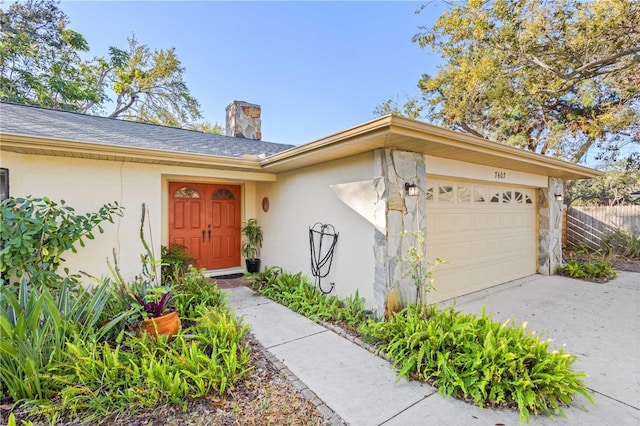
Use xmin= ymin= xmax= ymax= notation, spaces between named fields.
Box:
xmin=372 ymin=149 xmax=426 ymax=315
xmin=538 ymin=177 xmax=564 ymax=275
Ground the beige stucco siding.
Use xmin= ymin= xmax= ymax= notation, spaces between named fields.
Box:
xmin=256 ymin=152 xmax=377 ymax=308
xmin=1 ymin=151 xmax=266 ymax=283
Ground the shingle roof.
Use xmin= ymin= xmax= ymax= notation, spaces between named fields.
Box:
xmin=0 ymin=102 xmax=294 ymax=158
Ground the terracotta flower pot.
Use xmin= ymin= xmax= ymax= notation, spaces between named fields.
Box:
xmin=138 ymin=311 xmax=181 ymax=338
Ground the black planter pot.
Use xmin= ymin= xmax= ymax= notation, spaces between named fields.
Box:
xmin=245 ymin=258 xmax=261 ymax=273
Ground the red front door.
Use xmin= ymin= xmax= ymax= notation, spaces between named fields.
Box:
xmin=169 ymin=182 xmax=241 ymax=270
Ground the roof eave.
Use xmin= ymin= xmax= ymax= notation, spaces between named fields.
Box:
xmin=261 ymin=115 xmax=602 ymax=180
xmin=0 ymin=132 xmax=267 ymax=172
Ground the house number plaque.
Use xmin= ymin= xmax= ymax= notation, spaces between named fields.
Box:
xmin=494 ymin=171 xmax=507 ymax=179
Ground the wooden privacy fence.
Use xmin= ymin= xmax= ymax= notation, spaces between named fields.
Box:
xmin=564 ymin=206 xmax=640 ymax=250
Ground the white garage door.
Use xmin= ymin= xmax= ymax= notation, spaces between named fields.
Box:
xmin=425 ymin=178 xmax=537 ymax=303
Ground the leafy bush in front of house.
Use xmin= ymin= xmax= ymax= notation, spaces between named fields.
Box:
xmin=3 ymin=268 xmax=250 ymax=424
xmin=0 ymin=196 xmax=123 ymax=289
xmin=0 ymin=278 xmax=128 ymax=402
xmin=0 ymin=196 xmax=126 ymax=403
xmin=161 ymin=244 xmax=196 ymax=285
xmin=0 ymin=197 xmax=250 ymax=424
xmin=247 ymin=266 xmax=367 ymax=327
xmin=603 ymin=228 xmax=640 ymax=260
xmin=561 ymin=259 xmax=617 ymax=281
xmin=172 ymin=268 xmax=226 ymax=321
xmin=37 ymin=304 xmax=249 ymax=423
xmin=360 ymin=305 xmax=594 ymax=423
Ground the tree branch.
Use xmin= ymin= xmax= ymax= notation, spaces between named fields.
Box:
xmin=109 ymin=93 xmax=137 ymax=119
xmin=527 ymin=47 xmax=640 ymax=80
xmin=457 ymin=122 xmax=486 ymax=139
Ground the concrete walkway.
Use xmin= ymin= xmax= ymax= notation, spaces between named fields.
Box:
xmin=224 ymin=272 xmax=640 ymax=426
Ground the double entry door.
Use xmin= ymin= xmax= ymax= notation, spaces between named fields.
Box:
xmin=168 ymin=182 xmax=241 ymax=270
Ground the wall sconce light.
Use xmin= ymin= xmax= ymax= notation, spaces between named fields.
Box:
xmin=405 ymin=182 xmax=419 ymax=197
xmin=554 ymin=193 xmax=563 ymax=202
xmin=0 ymin=168 xmax=8 ymax=201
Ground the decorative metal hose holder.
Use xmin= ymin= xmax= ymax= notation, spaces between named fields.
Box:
xmin=309 ymin=222 xmax=338 ymax=294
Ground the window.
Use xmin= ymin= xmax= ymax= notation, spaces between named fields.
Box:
xmin=212 ymin=188 xmax=235 ymax=200
xmin=174 ymin=186 xmax=200 ymax=198
xmin=474 ymin=187 xmax=487 ymax=203
xmin=457 ymin=186 xmax=471 ymax=202
xmin=0 ymin=168 xmax=8 ymax=201
xmin=502 ymin=190 xmax=513 ymax=204
xmin=425 ymin=185 xmax=434 ymax=201
xmin=438 ymin=185 xmax=454 ymax=202
xmin=514 ymin=191 xmax=523 ymax=204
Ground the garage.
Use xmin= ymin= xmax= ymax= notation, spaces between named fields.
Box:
xmin=426 ymin=177 xmax=537 ymax=303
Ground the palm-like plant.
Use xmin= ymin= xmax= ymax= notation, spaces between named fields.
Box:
xmin=241 ymin=218 xmax=263 ymax=260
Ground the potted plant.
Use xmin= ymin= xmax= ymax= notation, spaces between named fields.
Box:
xmin=241 ymin=218 xmax=263 ymax=273
xmin=131 ymin=283 xmax=181 ymax=337
xmin=109 ymin=203 xmax=181 ymax=338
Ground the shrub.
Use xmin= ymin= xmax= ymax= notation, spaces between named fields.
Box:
xmin=172 ymin=269 xmax=225 ymax=321
xmin=161 ymin=244 xmax=195 ymax=285
xmin=561 ymin=259 xmax=617 ymax=281
xmin=0 ymin=278 xmax=128 ymax=401
xmin=7 ymin=269 xmax=250 ymax=424
xmin=247 ymin=266 xmax=366 ymax=327
xmin=360 ymin=305 xmax=593 ymax=423
xmin=603 ymin=228 xmax=640 ymax=260
xmin=41 ymin=306 xmax=250 ymax=422
xmin=0 ymin=196 xmax=122 ymax=288
xmin=1 ymin=198 xmax=249 ymax=424
xmin=0 ymin=196 xmax=125 ymax=403
xmin=401 ymin=230 xmax=446 ymax=308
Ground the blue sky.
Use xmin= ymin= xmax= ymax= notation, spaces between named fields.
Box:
xmin=59 ymin=1 xmax=444 ymax=146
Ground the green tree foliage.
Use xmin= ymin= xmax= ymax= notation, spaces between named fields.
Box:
xmin=0 ymin=0 xmax=99 ymax=110
xmin=566 ymin=164 xmax=640 ymax=206
xmin=79 ymin=36 xmax=203 ymax=128
xmin=0 ymin=1 xmax=218 ymax=131
xmin=185 ymin=120 xmax=225 ymax=135
xmin=374 ymin=95 xmax=424 ymax=119
xmin=380 ymin=0 xmax=640 ymax=164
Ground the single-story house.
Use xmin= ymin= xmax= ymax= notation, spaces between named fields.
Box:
xmin=0 ymin=101 xmax=601 ymax=313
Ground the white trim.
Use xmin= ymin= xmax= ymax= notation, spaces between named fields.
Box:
xmin=425 ymin=155 xmax=548 ymax=187
xmin=202 ymin=267 xmax=245 ymax=278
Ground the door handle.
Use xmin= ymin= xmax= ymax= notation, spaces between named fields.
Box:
xmin=201 ymin=230 xmax=206 ymax=242
xmin=208 ymin=229 xmax=212 ymax=242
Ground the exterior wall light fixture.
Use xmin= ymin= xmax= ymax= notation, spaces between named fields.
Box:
xmin=405 ymin=182 xmax=419 ymax=197
xmin=554 ymin=193 xmax=563 ymax=202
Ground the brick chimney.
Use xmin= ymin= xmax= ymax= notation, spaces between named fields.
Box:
xmin=225 ymin=101 xmax=262 ymax=140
